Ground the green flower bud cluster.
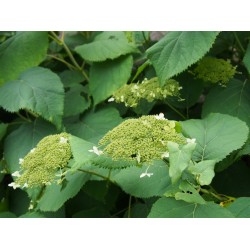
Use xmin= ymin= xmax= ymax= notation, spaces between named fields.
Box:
xmin=109 ymin=77 xmax=182 ymax=107
xmin=15 ymin=133 xmax=71 ymax=188
xmin=98 ymin=114 xmax=186 ymax=164
xmin=193 ymin=57 xmax=237 ymax=85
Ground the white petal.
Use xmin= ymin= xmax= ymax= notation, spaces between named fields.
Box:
xmin=8 ymin=182 xmax=20 ymax=189
xmin=23 ymin=183 xmax=29 ymax=188
xmin=155 ymin=113 xmax=165 ymax=120
xmin=28 ymin=204 xmax=34 ymax=210
xmin=140 ymin=173 xmax=147 ymax=178
xmin=30 ymin=148 xmax=36 ymax=153
xmin=88 ymin=146 xmax=103 ymax=156
xmin=12 ymin=171 xmax=21 ymax=177
xmin=146 ymin=173 xmax=154 ymax=177
xmin=19 ymin=158 xmax=24 ymax=164
xmin=108 ymin=97 xmax=115 ymax=102
xmin=59 ymin=137 xmax=68 ymax=143
xmin=161 ymin=152 xmax=169 ymax=158
xmin=186 ymin=138 xmax=196 ymax=144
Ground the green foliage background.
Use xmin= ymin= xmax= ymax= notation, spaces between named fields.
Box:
xmin=0 ymin=31 xmax=250 ymax=218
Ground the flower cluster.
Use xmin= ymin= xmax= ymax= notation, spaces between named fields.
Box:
xmin=193 ymin=57 xmax=237 ymax=85
xmin=98 ymin=113 xmax=186 ymax=164
xmin=108 ymin=77 xmax=182 ymax=107
xmin=8 ymin=133 xmax=72 ymax=189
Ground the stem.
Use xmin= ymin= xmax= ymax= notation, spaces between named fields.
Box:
xmin=128 ymin=195 xmax=132 ymax=218
xmin=50 ymin=31 xmax=90 ymax=82
xmin=76 ymin=168 xmax=115 ymax=184
xmin=16 ymin=112 xmax=31 ymax=122
xmin=47 ymin=54 xmax=77 ymax=70
xmin=233 ymin=32 xmax=245 ymax=53
xmin=164 ymin=100 xmax=186 ymax=120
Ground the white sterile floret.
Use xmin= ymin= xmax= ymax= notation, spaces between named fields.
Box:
xmin=140 ymin=172 xmax=154 ymax=178
xmin=155 ymin=113 xmax=165 ymax=120
xmin=186 ymin=138 xmax=196 ymax=144
xmin=8 ymin=182 xmax=21 ymax=190
xmin=88 ymin=146 xmax=103 ymax=156
xmin=30 ymin=148 xmax=36 ymax=153
xmin=28 ymin=203 xmax=34 ymax=210
xmin=59 ymin=137 xmax=68 ymax=143
xmin=12 ymin=171 xmax=21 ymax=177
xmin=19 ymin=158 xmax=24 ymax=164
xmin=23 ymin=183 xmax=29 ymax=188
xmin=161 ymin=152 xmax=169 ymax=158
xmin=108 ymin=97 xmax=115 ymax=102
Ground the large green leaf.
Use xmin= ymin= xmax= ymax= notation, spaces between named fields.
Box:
xmin=89 ymin=55 xmax=133 ymax=105
xmin=202 ymin=79 xmax=250 ymax=127
xmin=0 ymin=32 xmax=48 ymax=86
xmin=227 ymin=197 xmax=250 ymax=218
xmin=75 ymin=31 xmax=138 ymax=62
xmin=146 ymin=31 xmax=219 ymax=85
xmin=167 ymin=141 xmax=196 ymax=184
xmin=180 ymin=113 xmax=249 ymax=162
xmin=0 ymin=67 xmax=64 ymax=129
xmin=37 ymin=171 xmax=90 ymax=212
xmin=148 ymin=197 xmax=234 ymax=218
xmin=4 ymin=119 xmax=57 ymax=173
xmin=65 ymin=107 xmax=123 ymax=143
xmin=112 ymin=161 xmax=171 ymax=198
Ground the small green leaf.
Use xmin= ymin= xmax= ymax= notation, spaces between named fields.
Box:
xmin=4 ymin=119 xmax=57 ymax=173
xmin=0 ymin=67 xmax=64 ymax=129
xmin=146 ymin=31 xmax=219 ymax=85
xmin=75 ymin=31 xmax=138 ymax=62
xmin=181 ymin=113 xmax=249 ymax=162
xmin=65 ymin=107 xmax=123 ymax=143
xmin=202 ymin=79 xmax=250 ymax=127
xmin=227 ymin=197 xmax=250 ymax=218
xmin=38 ymin=171 xmax=90 ymax=212
xmin=243 ymin=43 xmax=250 ymax=74
xmin=167 ymin=141 xmax=196 ymax=184
xmin=89 ymin=55 xmax=133 ymax=105
xmin=188 ymin=160 xmax=216 ymax=185
xmin=148 ymin=197 xmax=234 ymax=218
xmin=112 ymin=161 xmax=171 ymax=198
xmin=175 ymin=181 xmax=206 ymax=204
xmin=0 ymin=32 xmax=48 ymax=86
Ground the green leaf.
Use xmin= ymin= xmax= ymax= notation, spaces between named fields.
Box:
xmin=146 ymin=31 xmax=219 ymax=85
xmin=38 ymin=171 xmax=90 ymax=212
xmin=180 ymin=113 xmax=249 ymax=162
xmin=0 ymin=32 xmax=48 ymax=86
xmin=89 ymin=55 xmax=133 ymax=105
xmin=59 ymin=70 xmax=85 ymax=87
xmin=202 ymin=79 xmax=250 ymax=127
xmin=167 ymin=141 xmax=196 ymax=184
xmin=0 ymin=123 xmax=7 ymax=141
xmin=65 ymin=107 xmax=123 ymax=144
xmin=188 ymin=160 xmax=216 ymax=185
xmin=227 ymin=197 xmax=250 ymax=218
xmin=112 ymin=161 xmax=171 ymax=198
xmin=69 ymin=135 xmax=97 ymax=170
xmin=19 ymin=212 xmax=45 ymax=218
xmin=0 ymin=212 xmax=17 ymax=218
xmin=148 ymin=197 xmax=234 ymax=218
xmin=175 ymin=181 xmax=206 ymax=205
xmin=0 ymin=67 xmax=64 ymax=129
xmin=4 ymin=119 xmax=57 ymax=173
xmin=243 ymin=43 xmax=250 ymax=74
xmin=64 ymin=84 xmax=90 ymax=117
xmin=75 ymin=31 xmax=138 ymax=62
